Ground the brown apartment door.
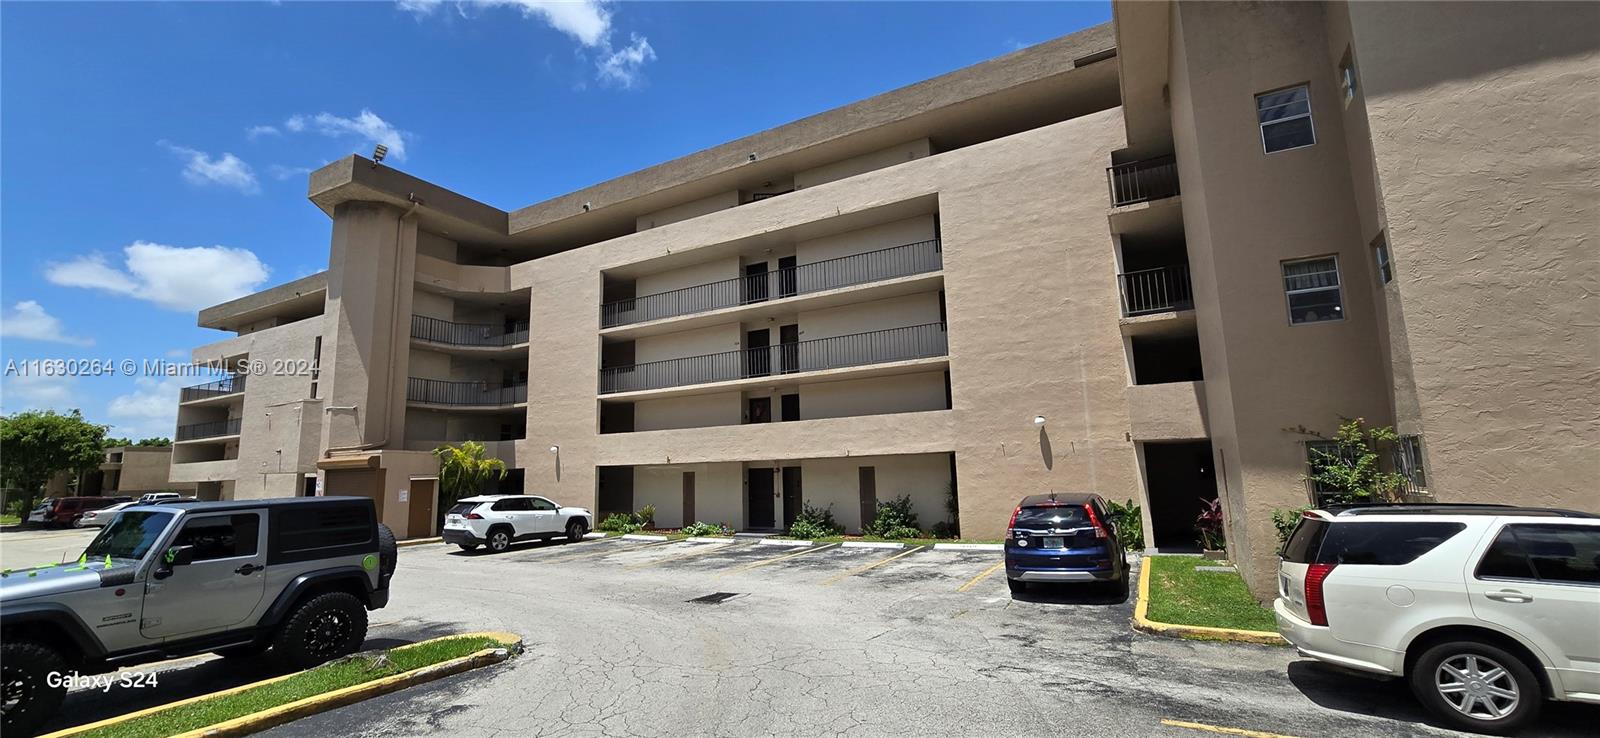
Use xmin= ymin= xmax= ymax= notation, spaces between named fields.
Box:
xmin=858 ymin=467 xmax=877 ymax=532
xmin=408 ymin=478 xmax=437 ymax=539
xmin=778 ymin=256 xmax=797 ymax=298
xmin=748 ymin=468 xmax=776 ymax=529
xmin=782 ymin=467 xmax=803 ymax=529
xmin=682 ymin=472 xmax=696 ymax=525
xmin=779 ymin=324 xmax=799 ymax=373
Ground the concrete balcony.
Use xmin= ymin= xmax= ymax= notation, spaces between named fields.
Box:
xmin=596 ymin=409 xmax=955 ymax=467
xmin=406 ymin=377 xmax=528 ymax=410
xmin=403 ymin=439 xmax=521 ymax=467
xmin=179 ymin=375 xmax=246 ymax=405
xmin=410 ymin=315 xmax=529 ymax=357
xmin=414 ymin=254 xmax=519 ymax=296
xmin=175 ymin=418 xmax=242 ymax=442
xmin=1126 ymin=380 xmax=1208 ymax=441
xmin=168 ymin=458 xmax=237 ymax=483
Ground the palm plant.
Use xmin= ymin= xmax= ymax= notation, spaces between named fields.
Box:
xmin=433 ymin=441 xmax=508 ymax=506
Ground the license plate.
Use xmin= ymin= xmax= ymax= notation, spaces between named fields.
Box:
xmin=1042 ymin=536 xmax=1064 ymax=549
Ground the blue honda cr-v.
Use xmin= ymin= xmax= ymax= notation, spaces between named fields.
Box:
xmin=1004 ymin=492 xmax=1128 ymax=594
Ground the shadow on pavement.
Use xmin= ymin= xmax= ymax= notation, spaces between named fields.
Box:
xmin=40 ymin=621 xmax=448 ymax=734
xmin=444 ymin=537 xmax=587 ymax=557
xmin=1009 ymin=580 xmax=1130 ymax=606
xmin=1285 ymin=660 xmax=1599 ymax=737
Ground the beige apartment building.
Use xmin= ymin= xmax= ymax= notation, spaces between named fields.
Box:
xmin=170 ymin=1 xmax=1598 ymax=595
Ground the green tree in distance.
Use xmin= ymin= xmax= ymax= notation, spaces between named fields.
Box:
xmin=433 ymin=441 xmax=508 ymax=507
xmin=1 ymin=410 xmax=108 ymax=513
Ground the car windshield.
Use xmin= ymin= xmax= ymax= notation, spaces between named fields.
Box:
xmin=1014 ymin=505 xmax=1089 ymax=529
xmin=83 ymin=511 xmax=173 ymax=560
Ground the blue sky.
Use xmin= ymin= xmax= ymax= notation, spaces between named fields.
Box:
xmin=0 ymin=0 xmax=1109 ymax=438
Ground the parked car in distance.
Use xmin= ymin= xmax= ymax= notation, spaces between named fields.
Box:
xmin=25 ymin=497 xmax=131 ymax=528
xmin=73 ymin=500 xmax=140 ymax=528
xmin=137 ymin=491 xmax=184 ymax=504
xmin=0 ymin=496 xmax=397 ymax=737
xmin=1004 ymin=492 xmax=1128 ymax=594
xmin=443 ymin=494 xmax=593 ymax=553
xmin=152 ymin=497 xmax=199 ymax=505
xmin=1276 ymin=504 xmax=1600 ymax=734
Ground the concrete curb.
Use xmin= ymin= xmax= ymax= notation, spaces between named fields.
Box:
xmin=582 ymin=532 xmax=608 ymax=539
xmin=42 ymin=631 xmax=523 ymax=738
xmin=758 ymin=538 xmax=814 ymax=546
xmin=397 ymin=537 xmax=443 ymax=548
xmin=621 ymin=533 xmax=669 ymax=541
xmin=934 ymin=543 xmax=1003 ymax=551
xmin=1132 ymin=558 xmax=1286 ymax=646
xmin=686 ymin=537 xmax=737 ymax=544
xmin=842 ymin=541 xmax=906 ymax=549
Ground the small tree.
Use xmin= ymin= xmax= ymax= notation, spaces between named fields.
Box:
xmin=1300 ymin=417 xmax=1407 ymax=504
xmin=433 ymin=441 xmax=508 ymax=507
xmin=1 ymin=410 xmax=108 ymax=513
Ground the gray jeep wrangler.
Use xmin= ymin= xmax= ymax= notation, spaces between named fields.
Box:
xmin=0 ymin=496 xmax=397 ymax=736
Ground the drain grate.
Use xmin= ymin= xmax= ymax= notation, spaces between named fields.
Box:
xmin=687 ymin=592 xmax=741 ymax=604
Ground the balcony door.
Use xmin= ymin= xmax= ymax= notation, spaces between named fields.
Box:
xmin=778 ymin=256 xmax=797 ymax=298
xmin=744 ymin=329 xmax=771 ymax=378
xmin=743 ymin=262 xmax=769 ymax=304
xmin=779 ymin=324 xmax=799 ymax=374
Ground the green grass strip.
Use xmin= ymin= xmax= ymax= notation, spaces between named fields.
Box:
xmin=75 ymin=636 xmax=503 ymax=738
xmin=1144 ymin=555 xmax=1277 ymax=632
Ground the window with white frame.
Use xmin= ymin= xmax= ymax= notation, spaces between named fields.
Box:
xmin=1256 ymin=85 xmax=1316 ymax=153
xmin=1338 ymin=50 xmax=1358 ymax=107
xmin=1282 ymin=256 xmax=1344 ymax=324
xmin=1372 ymin=233 xmax=1393 ymax=284
xmin=1305 ymin=440 xmax=1351 ymax=505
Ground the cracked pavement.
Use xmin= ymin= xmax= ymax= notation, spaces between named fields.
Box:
xmin=96 ymin=535 xmax=1589 ymax=737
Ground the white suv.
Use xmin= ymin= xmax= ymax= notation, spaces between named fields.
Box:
xmin=1275 ymin=504 xmax=1599 ymax=734
xmin=441 ymin=495 xmax=592 ymax=553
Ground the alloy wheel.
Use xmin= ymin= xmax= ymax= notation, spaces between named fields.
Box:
xmin=1436 ymin=653 xmax=1519 ymax=720
xmin=303 ymin=608 xmax=354 ymax=660
xmin=1 ymin=667 xmax=30 ymax=718
xmin=491 ymin=531 xmax=509 ymax=550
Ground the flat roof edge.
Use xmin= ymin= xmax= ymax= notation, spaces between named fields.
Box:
xmin=197 ymin=271 xmax=328 ymax=329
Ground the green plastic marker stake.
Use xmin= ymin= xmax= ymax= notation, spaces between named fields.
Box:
xmin=104 ymin=555 xmax=114 ymax=569
xmin=78 ymin=553 xmax=88 ymax=566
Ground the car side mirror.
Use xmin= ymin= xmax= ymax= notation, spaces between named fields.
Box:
xmin=153 ymin=545 xmax=195 ymax=579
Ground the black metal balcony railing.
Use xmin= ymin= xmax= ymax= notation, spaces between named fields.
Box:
xmin=179 ymin=375 xmax=246 ymax=402
xmin=176 ymin=417 xmax=242 ymax=441
xmin=1118 ymin=264 xmax=1194 ymax=316
xmin=407 ymin=377 xmax=528 ymax=407
xmin=411 ymin=315 xmax=529 ymax=347
xmin=599 ymin=239 xmax=943 ymax=328
xmin=1107 ymin=155 xmax=1180 ymax=207
xmin=600 ymin=322 xmax=948 ymax=394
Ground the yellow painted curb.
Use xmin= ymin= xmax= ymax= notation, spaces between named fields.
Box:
xmin=396 ymin=537 xmax=444 ymax=548
xmin=42 ymin=631 xmax=522 ymax=738
xmin=1132 ymin=558 xmax=1287 ymax=646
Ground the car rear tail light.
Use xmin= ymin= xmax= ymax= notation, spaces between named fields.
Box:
xmin=466 ymin=513 xmax=484 ymax=520
xmin=1082 ymin=504 xmax=1109 ymax=540
xmin=1007 ymin=506 xmax=1021 ymax=531
xmin=1305 ymin=563 xmax=1336 ymax=626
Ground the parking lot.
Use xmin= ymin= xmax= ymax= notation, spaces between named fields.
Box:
xmin=7 ymin=530 xmax=1594 ymax=737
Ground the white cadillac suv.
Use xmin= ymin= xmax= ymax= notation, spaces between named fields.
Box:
xmin=1275 ymin=504 xmax=1599 ymax=734
xmin=441 ymin=494 xmax=592 ymax=553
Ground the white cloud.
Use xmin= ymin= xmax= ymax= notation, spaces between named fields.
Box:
xmin=597 ymin=33 xmax=655 ymax=88
xmin=159 ymin=142 xmax=260 ymax=194
xmin=402 ymin=1 xmax=653 ymax=87
xmin=106 ymin=377 xmax=184 ymax=440
xmin=0 ymin=301 xmax=94 ymax=346
xmin=0 ymin=374 xmax=79 ymax=415
xmin=268 ymin=164 xmax=313 ymax=181
xmin=284 ymin=115 xmax=307 ymax=133
xmin=45 ymin=241 xmax=271 ymax=313
xmin=245 ymin=124 xmax=281 ymax=140
xmin=307 ymin=109 xmax=410 ymax=161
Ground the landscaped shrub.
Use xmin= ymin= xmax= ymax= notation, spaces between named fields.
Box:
xmin=637 ymin=505 xmax=656 ymax=529
xmin=864 ymin=495 xmax=920 ymax=539
xmin=680 ymin=521 xmax=732 ymax=537
xmin=929 ymin=521 xmax=957 ymax=539
xmin=941 ymin=482 xmax=960 ymax=538
xmin=1194 ymin=497 xmax=1225 ymax=550
xmin=1271 ymin=506 xmax=1312 ymax=547
xmin=597 ymin=513 xmax=643 ymax=534
xmin=1105 ymin=498 xmax=1144 ymax=552
xmin=788 ymin=502 xmax=843 ymax=540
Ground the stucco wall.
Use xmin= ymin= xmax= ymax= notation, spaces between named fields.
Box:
xmin=633 ymin=392 xmax=743 ymax=431
xmin=636 ymin=190 xmax=741 ymax=231
xmin=800 ymin=372 xmax=947 ymax=421
xmin=795 ymin=139 xmax=933 ymax=190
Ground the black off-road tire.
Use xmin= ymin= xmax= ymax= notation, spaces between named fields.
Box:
xmin=376 ymin=523 xmax=397 ymax=581
xmin=1409 ymin=638 xmax=1541 ymax=735
xmin=486 ymin=526 xmax=513 ymax=553
xmin=566 ymin=518 xmax=588 ymax=542
xmin=1 ymin=641 xmax=68 ymax=737
xmin=271 ymin=591 xmax=368 ymax=671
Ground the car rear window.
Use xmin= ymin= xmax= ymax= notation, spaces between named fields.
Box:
xmin=1014 ymin=505 xmax=1089 ymax=529
xmin=447 ymin=502 xmax=479 ymax=515
xmin=270 ymin=502 xmax=373 ymax=560
xmin=1311 ymin=522 xmax=1466 ymax=565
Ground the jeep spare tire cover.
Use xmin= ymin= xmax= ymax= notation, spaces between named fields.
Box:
xmin=377 ymin=523 xmax=397 ymax=579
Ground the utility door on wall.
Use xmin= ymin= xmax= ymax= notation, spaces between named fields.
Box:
xmin=858 ymin=467 xmax=877 ymax=533
xmin=682 ymin=472 xmax=696 ymax=525
xmin=747 ymin=468 xmax=775 ymax=529
xmin=408 ymin=478 xmax=437 ymax=539
xmin=781 ymin=467 xmax=803 ymax=529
